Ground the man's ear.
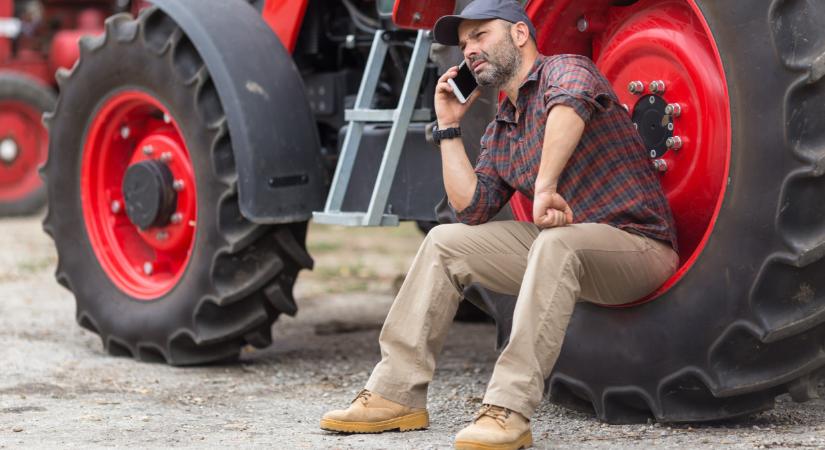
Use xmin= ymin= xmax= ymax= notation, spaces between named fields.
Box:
xmin=512 ymin=21 xmax=531 ymax=47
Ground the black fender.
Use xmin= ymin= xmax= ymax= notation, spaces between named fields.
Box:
xmin=151 ymin=0 xmax=325 ymax=223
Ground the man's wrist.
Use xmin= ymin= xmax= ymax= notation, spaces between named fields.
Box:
xmin=534 ymin=181 xmax=559 ymax=193
xmin=437 ymin=120 xmax=460 ymax=129
xmin=433 ymin=124 xmax=462 ymax=146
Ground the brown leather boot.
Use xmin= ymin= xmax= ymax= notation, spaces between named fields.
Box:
xmin=454 ymin=404 xmax=532 ymax=450
xmin=320 ymin=389 xmax=429 ymax=433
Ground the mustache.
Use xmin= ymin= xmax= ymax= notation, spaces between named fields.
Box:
xmin=468 ymin=52 xmax=490 ymax=65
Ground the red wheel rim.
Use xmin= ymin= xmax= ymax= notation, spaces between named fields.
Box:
xmin=0 ymin=100 xmax=47 ymax=201
xmin=82 ymin=91 xmax=197 ymax=300
xmin=515 ymin=0 xmax=731 ymax=303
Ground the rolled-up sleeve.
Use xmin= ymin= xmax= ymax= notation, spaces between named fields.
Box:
xmin=453 ymin=132 xmax=514 ymax=225
xmin=543 ymin=60 xmax=612 ymax=123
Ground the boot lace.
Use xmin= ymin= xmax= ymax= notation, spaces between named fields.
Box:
xmin=352 ymin=389 xmax=372 ymax=405
xmin=474 ymin=404 xmax=512 ymax=428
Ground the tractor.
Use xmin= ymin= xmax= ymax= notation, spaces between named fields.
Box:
xmin=41 ymin=0 xmax=825 ymax=424
xmin=0 ymin=0 xmax=147 ymax=215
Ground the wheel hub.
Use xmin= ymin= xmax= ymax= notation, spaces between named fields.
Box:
xmin=122 ymin=160 xmax=178 ymax=230
xmin=81 ymin=91 xmax=197 ymax=299
xmin=632 ymin=95 xmax=673 ymax=159
xmin=0 ymin=138 xmax=19 ymax=164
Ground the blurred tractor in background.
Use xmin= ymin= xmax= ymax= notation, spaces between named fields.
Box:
xmin=0 ymin=0 xmax=145 ymax=215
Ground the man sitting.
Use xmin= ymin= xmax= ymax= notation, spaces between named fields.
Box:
xmin=320 ymin=0 xmax=678 ymax=448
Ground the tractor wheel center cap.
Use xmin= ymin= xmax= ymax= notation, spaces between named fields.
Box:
xmin=122 ymin=160 xmax=178 ymax=230
xmin=632 ymin=95 xmax=673 ymax=159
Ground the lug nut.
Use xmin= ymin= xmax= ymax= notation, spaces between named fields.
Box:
xmin=622 ymin=104 xmax=629 ymax=112
xmin=667 ymin=122 xmax=674 ymax=131
xmin=156 ymin=231 xmax=169 ymax=241
xmin=666 ymin=136 xmax=683 ymax=150
xmin=160 ymin=152 xmax=173 ymax=163
xmin=170 ymin=212 xmax=183 ymax=224
xmin=142 ymin=145 xmax=154 ymax=156
xmin=649 ymin=80 xmax=666 ymax=94
xmin=173 ymin=179 xmax=185 ymax=191
xmin=163 ymin=113 xmax=171 ymax=124
xmin=120 ymin=126 xmax=130 ymax=139
xmin=628 ymin=81 xmax=645 ymax=95
xmin=577 ymin=17 xmax=589 ymax=32
xmin=0 ymin=139 xmax=19 ymax=163
xmin=110 ymin=200 xmax=122 ymax=214
xmin=652 ymin=159 xmax=668 ymax=172
xmin=143 ymin=262 xmax=154 ymax=276
xmin=665 ymin=103 xmax=682 ymax=117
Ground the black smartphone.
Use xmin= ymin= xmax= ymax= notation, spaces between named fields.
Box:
xmin=447 ymin=60 xmax=479 ymax=104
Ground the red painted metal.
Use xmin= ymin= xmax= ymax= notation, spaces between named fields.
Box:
xmin=512 ymin=0 xmax=731 ymax=304
xmin=0 ymin=100 xmax=46 ymax=201
xmin=261 ymin=0 xmax=309 ymax=53
xmin=393 ymin=0 xmax=456 ymax=30
xmin=49 ymin=10 xmax=104 ymax=73
xmin=81 ymin=91 xmax=197 ymax=300
xmin=0 ymin=0 xmax=11 ymax=63
xmin=1 ymin=3 xmax=107 ymax=86
xmin=49 ymin=30 xmax=87 ymax=73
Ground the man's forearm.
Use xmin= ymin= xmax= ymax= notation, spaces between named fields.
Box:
xmin=439 ymin=135 xmax=478 ymax=212
xmin=535 ymin=105 xmax=585 ymax=192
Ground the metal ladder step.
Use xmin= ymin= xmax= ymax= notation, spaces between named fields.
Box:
xmin=312 ymin=29 xmax=432 ymax=227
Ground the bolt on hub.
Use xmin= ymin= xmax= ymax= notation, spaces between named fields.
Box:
xmin=0 ymin=138 xmax=19 ymax=164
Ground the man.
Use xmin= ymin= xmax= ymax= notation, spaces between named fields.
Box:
xmin=320 ymin=0 xmax=679 ymax=448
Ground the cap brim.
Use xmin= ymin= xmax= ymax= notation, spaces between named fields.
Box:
xmin=432 ymin=15 xmax=463 ymax=46
xmin=432 ymin=13 xmax=501 ymax=46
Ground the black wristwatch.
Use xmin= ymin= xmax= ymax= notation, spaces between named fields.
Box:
xmin=432 ymin=124 xmax=462 ymax=146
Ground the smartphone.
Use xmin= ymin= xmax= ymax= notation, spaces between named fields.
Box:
xmin=447 ymin=60 xmax=479 ymax=104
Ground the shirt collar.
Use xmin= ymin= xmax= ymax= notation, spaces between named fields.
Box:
xmin=494 ymin=55 xmax=547 ymax=124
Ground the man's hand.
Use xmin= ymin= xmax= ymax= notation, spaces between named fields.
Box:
xmin=434 ymin=66 xmax=481 ymax=128
xmin=533 ymin=189 xmax=573 ymax=229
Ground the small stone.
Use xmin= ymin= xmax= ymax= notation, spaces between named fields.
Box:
xmin=12 ymin=427 xmax=23 ymax=432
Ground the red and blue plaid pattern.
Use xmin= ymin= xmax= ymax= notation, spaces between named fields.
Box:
xmin=455 ymin=54 xmax=678 ymax=250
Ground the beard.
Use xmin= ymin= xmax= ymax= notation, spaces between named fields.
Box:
xmin=468 ymin=33 xmax=522 ymax=88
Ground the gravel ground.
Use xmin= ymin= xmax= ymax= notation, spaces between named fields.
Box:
xmin=2 ymin=216 xmax=825 ymax=448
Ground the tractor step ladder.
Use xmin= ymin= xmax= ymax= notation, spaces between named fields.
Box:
xmin=312 ymin=29 xmax=432 ymax=227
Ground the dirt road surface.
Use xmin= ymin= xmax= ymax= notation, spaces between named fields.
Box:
xmin=2 ymin=216 xmax=825 ymax=448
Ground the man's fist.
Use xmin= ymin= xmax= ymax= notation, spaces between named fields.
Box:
xmin=533 ymin=190 xmax=574 ymax=229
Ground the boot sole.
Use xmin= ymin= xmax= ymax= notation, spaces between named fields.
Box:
xmin=454 ymin=430 xmax=533 ymax=450
xmin=320 ymin=410 xmax=429 ymax=433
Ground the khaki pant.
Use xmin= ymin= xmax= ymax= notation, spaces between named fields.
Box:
xmin=365 ymin=221 xmax=678 ymax=419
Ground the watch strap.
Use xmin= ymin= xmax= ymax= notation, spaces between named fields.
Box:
xmin=434 ymin=125 xmax=462 ymax=145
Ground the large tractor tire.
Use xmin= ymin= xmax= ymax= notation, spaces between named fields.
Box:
xmin=42 ymin=9 xmax=313 ymax=365
xmin=0 ymin=74 xmax=53 ymax=216
xmin=470 ymin=0 xmax=825 ymax=423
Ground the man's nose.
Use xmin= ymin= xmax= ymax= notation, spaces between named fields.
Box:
xmin=464 ymin=45 xmax=478 ymax=61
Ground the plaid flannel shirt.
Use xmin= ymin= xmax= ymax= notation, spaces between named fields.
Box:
xmin=455 ymin=54 xmax=678 ymax=250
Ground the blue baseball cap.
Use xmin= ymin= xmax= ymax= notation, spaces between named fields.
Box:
xmin=433 ymin=0 xmax=537 ymax=46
